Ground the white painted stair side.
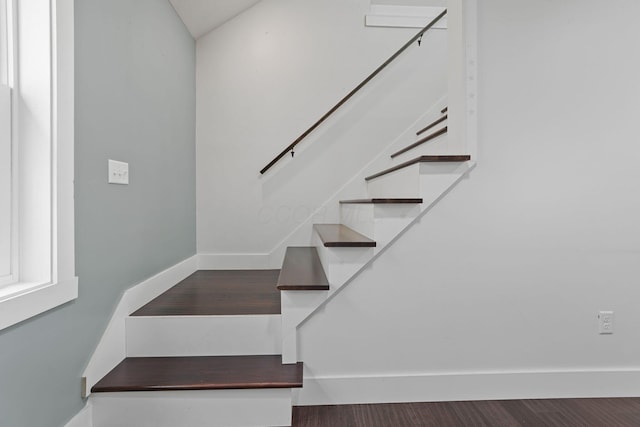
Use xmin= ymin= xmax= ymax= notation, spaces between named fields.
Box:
xmin=92 ymin=389 xmax=292 ymax=427
xmin=125 ymin=314 xmax=281 ymax=357
xmin=281 ymin=290 xmax=327 ymax=364
xmin=287 ymin=161 xmax=474 ymax=344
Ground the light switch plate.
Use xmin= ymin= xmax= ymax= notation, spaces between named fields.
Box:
xmin=108 ymin=159 xmax=129 ymax=185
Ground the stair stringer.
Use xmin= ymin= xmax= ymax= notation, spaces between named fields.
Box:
xmin=280 ymin=161 xmax=476 ymax=362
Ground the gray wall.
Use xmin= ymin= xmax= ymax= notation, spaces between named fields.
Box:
xmin=0 ymin=1 xmax=196 ymax=426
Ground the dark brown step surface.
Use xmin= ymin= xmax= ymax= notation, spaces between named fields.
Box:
xmin=92 ymin=355 xmax=303 ymax=393
xmin=441 ymin=106 xmax=448 ymax=114
xmin=132 ymin=270 xmax=281 ymax=316
xmin=314 ymin=224 xmax=376 ymax=248
xmin=366 ymin=155 xmax=471 ymax=181
xmin=416 ymin=114 xmax=447 ymax=136
xmin=277 ymin=247 xmax=329 ymax=291
xmin=391 ymin=126 xmax=448 ymax=158
xmin=340 ymin=198 xmax=423 ymax=204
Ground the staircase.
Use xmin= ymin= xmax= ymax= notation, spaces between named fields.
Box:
xmin=88 ymin=107 xmax=474 ymax=426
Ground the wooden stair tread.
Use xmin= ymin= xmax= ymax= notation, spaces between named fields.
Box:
xmin=365 ymin=155 xmax=471 ymax=181
xmin=91 ymin=355 xmax=303 ymax=393
xmin=314 ymin=224 xmax=376 ymax=248
xmin=132 ymin=270 xmax=281 ymax=316
xmin=277 ymin=247 xmax=330 ymax=291
xmin=441 ymin=106 xmax=448 ymax=114
xmin=391 ymin=127 xmax=448 ymax=158
xmin=340 ymin=198 xmax=423 ymax=204
xmin=416 ymin=114 xmax=447 ymax=136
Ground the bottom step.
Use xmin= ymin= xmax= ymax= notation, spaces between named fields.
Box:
xmin=92 ymin=355 xmax=303 ymax=392
xmin=91 ymin=355 xmax=302 ymax=427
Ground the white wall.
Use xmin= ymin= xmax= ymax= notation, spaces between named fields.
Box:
xmin=196 ymin=0 xmax=448 ymax=260
xmin=296 ymin=0 xmax=640 ymax=403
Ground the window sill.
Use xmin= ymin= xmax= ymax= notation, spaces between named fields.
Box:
xmin=0 ymin=277 xmax=78 ymax=330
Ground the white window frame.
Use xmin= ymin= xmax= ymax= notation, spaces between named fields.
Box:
xmin=0 ymin=0 xmax=13 ymax=286
xmin=0 ymin=0 xmax=77 ymax=331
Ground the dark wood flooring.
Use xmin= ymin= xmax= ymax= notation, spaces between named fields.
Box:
xmin=277 ymin=247 xmax=330 ymax=291
xmin=292 ymin=398 xmax=640 ymax=426
xmin=314 ymin=224 xmax=376 ymax=248
xmin=132 ymin=270 xmax=281 ymax=316
xmin=92 ymin=355 xmax=303 ymax=393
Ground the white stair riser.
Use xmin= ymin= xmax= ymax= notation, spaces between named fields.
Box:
xmin=126 ymin=315 xmax=281 ymax=357
xmin=91 ymin=389 xmax=292 ymax=427
xmin=340 ymin=204 xmax=375 ymax=238
xmin=315 ymin=244 xmax=375 ymax=289
xmin=340 ymin=204 xmax=422 ymax=248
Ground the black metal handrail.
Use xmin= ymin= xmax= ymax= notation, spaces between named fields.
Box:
xmin=260 ymin=9 xmax=448 ymax=174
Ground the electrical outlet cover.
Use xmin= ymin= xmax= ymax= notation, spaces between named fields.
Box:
xmin=598 ymin=311 xmax=614 ymax=334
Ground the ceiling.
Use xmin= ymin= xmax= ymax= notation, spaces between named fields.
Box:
xmin=169 ymin=0 xmax=263 ymax=39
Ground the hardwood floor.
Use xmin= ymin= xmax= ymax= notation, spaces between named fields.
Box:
xmin=277 ymin=247 xmax=330 ymax=291
xmin=131 ymin=269 xmax=281 ymax=316
xmin=292 ymin=398 xmax=640 ymax=426
xmin=313 ymin=224 xmax=376 ymax=248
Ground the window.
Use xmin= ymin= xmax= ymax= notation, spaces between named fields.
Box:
xmin=0 ymin=0 xmax=77 ymax=330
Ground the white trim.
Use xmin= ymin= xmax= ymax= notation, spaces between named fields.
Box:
xmin=0 ymin=83 xmax=10 ymax=283
xmin=0 ymin=0 xmax=7 ymax=84
xmin=64 ymin=402 xmax=92 ymax=427
xmin=0 ymin=0 xmax=77 ymax=331
xmin=447 ymin=0 xmax=477 ymax=157
xmin=82 ymin=255 xmax=198 ymax=397
xmin=365 ymin=6 xmax=448 ymax=29
xmin=197 ymin=252 xmax=271 ymax=270
xmin=91 ymin=389 xmax=292 ymax=427
xmin=0 ymin=277 xmax=77 ymax=329
xmin=464 ymin=0 xmax=478 ymax=160
xmin=296 ymin=369 xmax=640 ymax=406
xmin=125 ymin=314 xmax=282 ymax=357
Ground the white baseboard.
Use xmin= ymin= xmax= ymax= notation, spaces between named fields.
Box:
xmin=295 ymin=369 xmax=640 ymax=406
xmin=64 ymin=402 xmax=92 ymax=427
xmin=197 ymin=253 xmax=272 ymax=269
xmin=82 ymin=255 xmax=198 ymax=397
